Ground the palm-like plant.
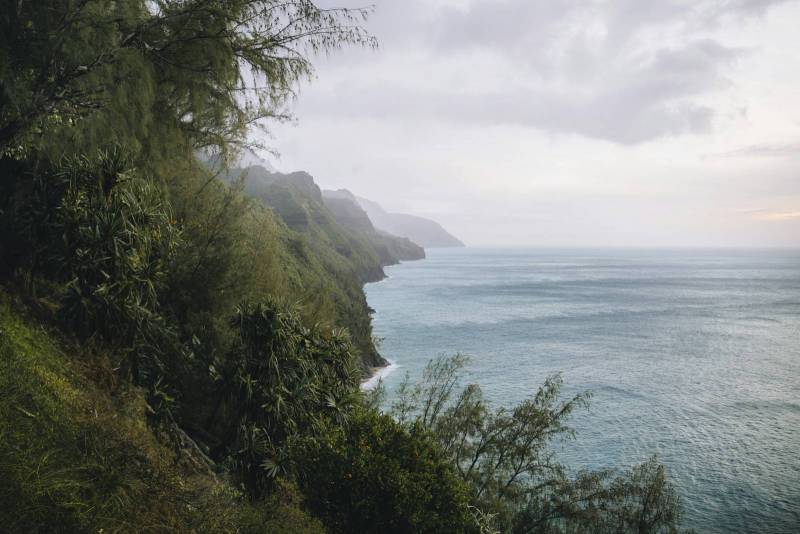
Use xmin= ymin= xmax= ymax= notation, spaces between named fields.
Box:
xmin=214 ymin=298 xmax=359 ymax=494
xmin=12 ymin=147 xmax=182 ymax=385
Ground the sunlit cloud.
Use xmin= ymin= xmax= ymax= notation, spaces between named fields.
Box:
xmin=738 ymin=208 xmax=800 ymax=220
xmin=759 ymin=211 xmax=800 ymax=220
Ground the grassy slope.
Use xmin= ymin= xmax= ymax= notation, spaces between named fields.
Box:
xmin=0 ymin=289 xmax=323 ymax=534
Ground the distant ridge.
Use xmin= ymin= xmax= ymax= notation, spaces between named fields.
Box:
xmin=354 ymin=194 xmax=464 ymax=248
xmin=319 ymin=190 xmax=425 ymax=264
xmin=229 ymin=165 xmax=427 ymax=369
xmin=235 ymin=166 xmax=424 ymax=273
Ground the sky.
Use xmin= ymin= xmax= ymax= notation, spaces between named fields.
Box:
xmin=262 ymin=0 xmax=800 ymax=247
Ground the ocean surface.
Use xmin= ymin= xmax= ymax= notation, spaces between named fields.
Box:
xmin=364 ymin=247 xmax=800 ymax=533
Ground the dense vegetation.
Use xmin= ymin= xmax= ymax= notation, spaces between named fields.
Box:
xmin=0 ymin=1 xmax=689 ymax=532
xmin=230 ymin=164 xmax=425 ymax=367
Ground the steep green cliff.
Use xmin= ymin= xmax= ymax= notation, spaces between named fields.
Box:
xmin=229 ymin=165 xmax=425 ymax=368
xmin=321 ymin=189 xmax=425 ymax=264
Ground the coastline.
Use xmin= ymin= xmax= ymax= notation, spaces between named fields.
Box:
xmin=359 ymin=249 xmax=441 ymax=389
xmin=360 ymin=261 xmax=400 ymax=390
xmin=360 ymin=358 xmax=398 ymax=390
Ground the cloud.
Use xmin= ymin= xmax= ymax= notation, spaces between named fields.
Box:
xmin=760 ymin=211 xmax=800 ymax=220
xmin=304 ymin=0 xmax=785 ymax=144
xmin=299 ymin=39 xmax=736 ymax=143
xmin=702 ymin=0 xmax=793 ymax=19
xmin=736 ymin=207 xmax=800 ymax=220
xmin=425 ymin=0 xmax=791 ymax=53
xmin=713 ymin=143 xmax=800 ymax=158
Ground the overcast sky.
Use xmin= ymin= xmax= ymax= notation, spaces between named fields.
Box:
xmin=264 ymin=0 xmax=800 ymax=247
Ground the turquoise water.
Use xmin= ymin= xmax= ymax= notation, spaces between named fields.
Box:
xmin=365 ymin=248 xmax=800 ymax=533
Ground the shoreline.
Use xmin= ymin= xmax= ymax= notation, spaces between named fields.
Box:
xmin=360 ymin=358 xmax=398 ymax=390
xmin=360 ymin=262 xmax=399 ymax=391
xmin=359 ymin=251 xmax=433 ymax=390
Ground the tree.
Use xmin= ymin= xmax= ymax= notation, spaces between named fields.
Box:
xmin=207 ymin=298 xmax=360 ymax=494
xmin=390 ymin=355 xmax=690 ymax=533
xmin=297 ymin=409 xmax=476 ymax=534
xmin=513 ymin=457 xmax=689 ymax=534
xmin=3 ymin=148 xmax=182 ymax=385
xmin=0 ymin=0 xmax=375 ymax=162
xmin=392 ymin=356 xmax=589 ymax=512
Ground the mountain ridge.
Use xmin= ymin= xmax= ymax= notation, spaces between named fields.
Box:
xmin=323 ymin=189 xmax=465 ymax=248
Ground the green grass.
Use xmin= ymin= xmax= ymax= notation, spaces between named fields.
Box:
xmin=0 ymin=290 xmax=322 ymax=533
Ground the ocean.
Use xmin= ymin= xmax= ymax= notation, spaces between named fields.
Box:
xmin=364 ymin=247 xmax=800 ymax=533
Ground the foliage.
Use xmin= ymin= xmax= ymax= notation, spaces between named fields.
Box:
xmin=237 ymin=479 xmax=325 ymax=534
xmin=4 ymin=149 xmax=182 ymax=386
xmin=0 ymin=0 xmax=375 ymax=163
xmin=0 ymin=290 xmax=324 ymax=533
xmin=392 ymin=355 xmax=690 ymax=533
xmin=160 ymin=163 xmax=286 ymax=365
xmin=298 ymin=408 xmax=477 ymax=534
xmin=210 ymin=298 xmax=360 ymax=494
xmin=513 ymin=457 xmax=688 ymax=534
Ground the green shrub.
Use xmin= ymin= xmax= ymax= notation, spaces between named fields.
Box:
xmin=512 ymin=457 xmax=688 ymax=534
xmin=390 ymin=356 xmax=691 ymax=533
xmin=0 ymin=291 xmax=259 ymax=533
xmin=238 ymin=479 xmax=325 ymax=534
xmin=6 ymin=149 xmax=182 ymax=385
xmin=298 ymin=409 xmax=476 ymax=534
xmin=207 ymin=298 xmax=360 ymax=494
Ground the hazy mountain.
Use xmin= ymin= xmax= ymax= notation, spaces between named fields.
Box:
xmin=354 ymin=195 xmax=464 ymax=248
xmin=235 ymin=166 xmax=423 ymax=274
xmin=321 ymin=189 xmax=375 ymax=230
xmin=321 ymin=192 xmax=425 ymax=264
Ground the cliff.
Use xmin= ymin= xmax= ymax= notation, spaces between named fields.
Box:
xmin=322 ymin=189 xmax=425 ymax=263
xmin=355 ymin=196 xmax=465 ymax=248
xmin=230 ymin=166 xmax=426 ymax=369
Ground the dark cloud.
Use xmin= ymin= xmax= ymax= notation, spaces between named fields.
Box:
xmin=300 ymin=38 xmax=737 ymax=143
xmin=303 ymin=0 xmax=792 ymax=144
xmin=423 ymin=0 xmax=791 ymax=52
